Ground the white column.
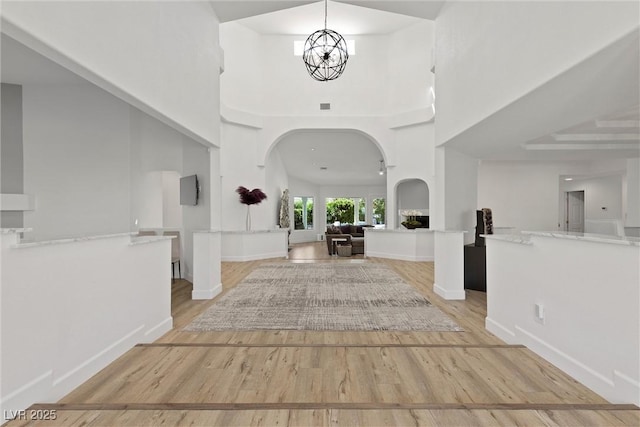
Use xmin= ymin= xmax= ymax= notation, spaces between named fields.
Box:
xmin=192 ymin=231 xmax=222 ymax=300
xmin=434 ymin=230 xmax=466 ymax=300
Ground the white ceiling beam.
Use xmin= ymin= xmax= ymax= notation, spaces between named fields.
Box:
xmin=552 ymin=133 xmax=640 ymax=141
xmin=596 ymin=120 xmax=640 ymax=128
xmin=525 ymin=143 xmax=640 ymax=150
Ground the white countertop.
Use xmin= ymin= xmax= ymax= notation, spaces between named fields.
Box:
xmin=523 ymin=230 xmax=640 ymax=247
xmin=1 ymin=228 xmax=32 ymax=234
xmin=129 ymin=235 xmax=174 ymax=246
xmin=366 ymin=228 xmax=434 ymax=233
xmin=12 ymin=232 xmax=136 ymax=249
xmin=222 ymin=229 xmax=288 ymax=234
xmin=482 ymin=233 xmax=532 ymax=245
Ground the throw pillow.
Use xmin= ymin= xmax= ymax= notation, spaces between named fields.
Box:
xmin=327 ymin=225 xmax=341 ymax=234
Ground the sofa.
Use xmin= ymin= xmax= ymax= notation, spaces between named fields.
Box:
xmin=325 ymin=224 xmax=373 ymax=255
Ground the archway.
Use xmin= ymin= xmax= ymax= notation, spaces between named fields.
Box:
xmin=266 ymin=129 xmax=387 ymax=243
xmin=395 ymin=178 xmax=430 ymax=229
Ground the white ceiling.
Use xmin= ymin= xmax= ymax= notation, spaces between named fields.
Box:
xmin=444 ymin=28 xmax=640 ymax=161
xmin=274 ymin=130 xmax=386 ymax=186
xmin=209 ymin=0 xmax=445 ymax=23
xmin=1 ymin=34 xmax=86 ymax=85
xmin=234 ymin=1 xmax=424 ymax=35
xmin=2 ymin=1 xmax=637 ymax=189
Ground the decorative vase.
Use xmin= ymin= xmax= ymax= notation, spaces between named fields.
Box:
xmin=246 ymin=205 xmax=251 ymax=231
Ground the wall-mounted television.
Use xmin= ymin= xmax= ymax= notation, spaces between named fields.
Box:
xmin=180 ymin=174 xmax=199 ymax=206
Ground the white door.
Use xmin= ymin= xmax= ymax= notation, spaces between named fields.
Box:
xmin=566 ymin=191 xmax=585 ymax=233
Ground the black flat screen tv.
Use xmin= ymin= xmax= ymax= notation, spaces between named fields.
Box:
xmin=180 ymin=174 xmax=199 ymax=206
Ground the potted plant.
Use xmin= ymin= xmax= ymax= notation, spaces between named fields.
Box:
xmin=236 ymin=186 xmax=267 ymax=230
xmin=401 ymin=209 xmax=423 ymax=229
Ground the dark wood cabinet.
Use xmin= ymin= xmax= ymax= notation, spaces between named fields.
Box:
xmin=464 ymin=244 xmax=486 ymax=292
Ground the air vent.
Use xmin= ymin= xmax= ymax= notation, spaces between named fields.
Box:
xmin=320 ymin=166 xmax=328 ymax=170
xmin=320 ymin=103 xmax=331 ymax=110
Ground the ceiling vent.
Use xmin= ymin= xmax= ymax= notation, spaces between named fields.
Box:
xmin=320 ymin=103 xmax=331 ymax=110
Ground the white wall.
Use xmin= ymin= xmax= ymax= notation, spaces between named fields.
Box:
xmin=478 ymin=160 xmax=631 ymax=233
xmin=161 ymin=171 xmax=182 ymax=229
xmin=485 ymin=234 xmax=639 ymax=405
xmin=387 ymin=123 xmax=436 ymax=229
xmin=220 ymin=22 xmax=435 ymax=118
xmin=442 ymin=148 xmax=478 ymax=242
xmin=1 ymin=83 xmax=24 ymax=228
xmin=219 ymin=22 xmax=263 ymax=115
xmin=1 ymin=232 xmax=172 ymax=416
xmin=388 ymin=21 xmax=434 ymax=114
xmin=181 ymin=142 xmax=211 ymax=281
xmin=22 ymin=83 xmax=131 ymax=241
xmin=2 ymin=0 xmax=221 ymax=144
xmin=265 ymin=146 xmax=289 ymax=230
xmin=561 ymin=174 xmax=623 ymax=223
xmin=434 ymin=1 xmax=640 ymax=145
xmin=626 ymin=158 xmax=640 ymax=227
xmin=220 ymin=122 xmax=268 ymax=231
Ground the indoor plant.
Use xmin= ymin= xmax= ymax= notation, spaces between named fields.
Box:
xmin=401 ymin=209 xmax=423 ymax=229
xmin=236 ymin=186 xmax=267 ymax=230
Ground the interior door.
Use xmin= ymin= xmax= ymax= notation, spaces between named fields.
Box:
xmin=566 ymin=191 xmax=585 ymax=233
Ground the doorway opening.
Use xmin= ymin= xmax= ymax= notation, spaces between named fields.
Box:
xmin=565 ymin=190 xmax=585 ymax=232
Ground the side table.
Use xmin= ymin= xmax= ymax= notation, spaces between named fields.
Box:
xmin=331 ymin=237 xmax=348 ymax=255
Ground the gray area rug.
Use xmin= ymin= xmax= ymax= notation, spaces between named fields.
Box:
xmin=184 ymin=263 xmax=463 ymax=332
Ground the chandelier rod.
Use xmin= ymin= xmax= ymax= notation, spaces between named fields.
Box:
xmin=324 ymin=0 xmax=328 ymax=30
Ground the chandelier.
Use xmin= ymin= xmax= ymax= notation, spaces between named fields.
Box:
xmin=302 ymin=0 xmax=349 ymax=81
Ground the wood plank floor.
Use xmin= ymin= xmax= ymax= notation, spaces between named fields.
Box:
xmin=8 ymin=242 xmax=639 ymax=426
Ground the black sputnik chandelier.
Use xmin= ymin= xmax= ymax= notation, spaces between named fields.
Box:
xmin=302 ymin=0 xmax=349 ymax=81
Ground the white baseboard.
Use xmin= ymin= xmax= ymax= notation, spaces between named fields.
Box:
xmin=365 ymin=251 xmax=434 ymax=262
xmin=221 ymin=252 xmax=287 ymax=262
xmin=485 ymin=317 xmax=517 ymax=344
xmin=613 ymin=370 xmax=640 ymax=405
xmin=144 ymin=317 xmax=173 ymax=341
xmin=484 ymin=319 xmax=640 ymax=406
xmin=433 ymin=283 xmax=466 ymax=300
xmin=1 ymin=370 xmax=53 ymax=420
xmin=192 ymin=282 xmax=222 ymax=300
xmin=515 ymin=326 xmax=640 ymax=405
xmin=50 ymin=325 xmax=145 ymax=401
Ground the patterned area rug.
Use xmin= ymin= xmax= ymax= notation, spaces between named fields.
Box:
xmin=184 ymin=263 xmax=463 ymax=332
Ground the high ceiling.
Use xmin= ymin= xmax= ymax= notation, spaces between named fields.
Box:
xmin=209 ymin=0 xmax=446 ymax=23
xmin=274 ymin=131 xmax=386 ymax=186
xmin=2 ymin=1 xmax=637 ymax=189
xmin=234 ymin=1 xmax=424 ymax=35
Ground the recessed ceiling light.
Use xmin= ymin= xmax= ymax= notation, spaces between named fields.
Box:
xmin=311 ymin=148 xmax=316 ymax=151
xmin=564 ymin=178 xmax=573 ymax=181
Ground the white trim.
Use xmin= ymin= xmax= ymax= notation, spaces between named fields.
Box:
xmin=221 ymin=253 xmax=288 ymax=262
xmin=433 ymin=283 xmax=466 ymax=300
xmin=514 ymin=326 xmax=640 ymax=405
xmin=192 ymin=282 xmax=222 ymax=300
xmin=484 ymin=317 xmax=517 ymax=344
xmin=364 ymin=251 xmax=433 ymax=262
xmin=144 ymin=317 xmax=174 ymax=341
xmin=50 ymin=325 xmax=145 ymax=402
xmin=1 ymin=370 xmax=53 ymax=415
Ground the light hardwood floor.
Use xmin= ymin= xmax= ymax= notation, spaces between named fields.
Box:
xmin=9 ymin=242 xmax=639 ymax=426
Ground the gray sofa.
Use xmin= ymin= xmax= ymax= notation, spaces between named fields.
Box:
xmin=325 ymin=224 xmax=372 ymax=255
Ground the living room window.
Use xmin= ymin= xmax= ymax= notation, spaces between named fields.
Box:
xmin=326 ymin=197 xmax=365 ymax=224
xmin=294 ymin=197 xmax=314 ymax=230
xmin=372 ymin=198 xmax=386 ymax=226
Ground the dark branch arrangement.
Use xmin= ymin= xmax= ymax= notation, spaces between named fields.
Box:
xmin=236 ymin=186 xmax=267 ymax=205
